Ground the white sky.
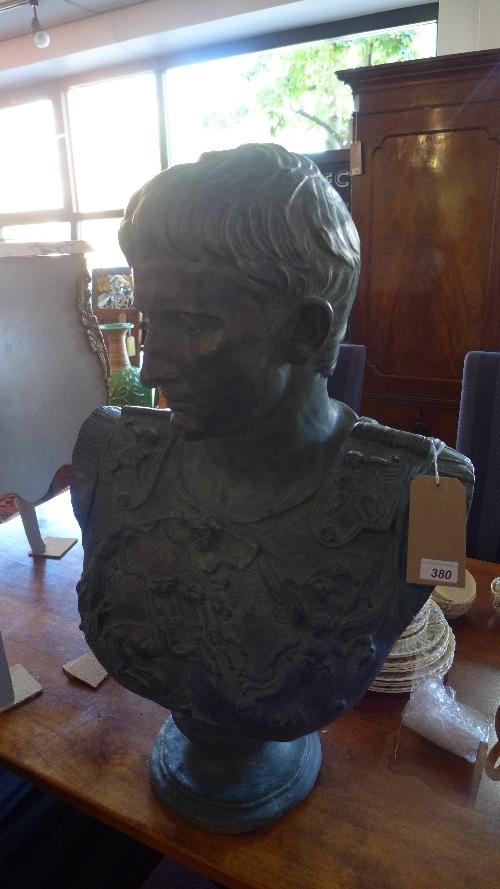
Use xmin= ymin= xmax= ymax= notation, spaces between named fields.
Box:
xmin=165 ymin=21 xmax=437 ymax=164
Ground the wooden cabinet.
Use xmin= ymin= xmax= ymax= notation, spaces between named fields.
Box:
xmin=338 ymin=49 xmax=500 ymax=444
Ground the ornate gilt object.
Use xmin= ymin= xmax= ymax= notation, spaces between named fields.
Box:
xmin=77 ymin=264 xmax=109 ymax=382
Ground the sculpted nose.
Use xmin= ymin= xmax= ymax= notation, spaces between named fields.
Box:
xmin=140 ymin=339 xmax=180 ymax=387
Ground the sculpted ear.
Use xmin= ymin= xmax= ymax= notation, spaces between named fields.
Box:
xmin=285 ymin=298 xmax=334 ymax=365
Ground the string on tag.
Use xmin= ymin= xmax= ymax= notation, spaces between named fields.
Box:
xmin=430 ymin=440 xmax=440 ymax=487
xmin=393 ymin=723 xmax=402 ymax=761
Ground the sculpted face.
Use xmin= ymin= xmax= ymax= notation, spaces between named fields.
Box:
xmin=134 ymin=258 xmax=293 ymax=439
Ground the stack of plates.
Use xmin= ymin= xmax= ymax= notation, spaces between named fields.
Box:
xmin=492 ymin=576 xmax=500 ymax=611
xmin=369 ymin=599 xmax=455 ymax=694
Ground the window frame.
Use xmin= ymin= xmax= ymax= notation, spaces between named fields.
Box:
xmin=161 ymin=3 xmax=438 ymax=69
xmin=0 ymin=4 xmax=438 ymax=240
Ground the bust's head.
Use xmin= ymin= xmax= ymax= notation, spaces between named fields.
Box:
xmin=119 ymin=144 xmax=360 ymax=438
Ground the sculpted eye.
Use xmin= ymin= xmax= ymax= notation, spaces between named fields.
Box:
xmin=178 ymin=312 xmax=223 ymax=338
xmin=180 ymin=313 xmax=203 ymax=336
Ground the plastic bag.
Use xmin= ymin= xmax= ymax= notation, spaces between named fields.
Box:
xmin=401 ymin=676 xmax=491 ymax=763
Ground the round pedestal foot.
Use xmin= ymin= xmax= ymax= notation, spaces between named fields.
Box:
xmin=151 ymin=715 xmax=322 ymax=833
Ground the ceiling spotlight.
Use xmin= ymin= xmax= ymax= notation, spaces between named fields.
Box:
xmin=33 ymin=27 xmax=50 ymax=48
xmin=30 ymin=0 xmax=50 ymax=48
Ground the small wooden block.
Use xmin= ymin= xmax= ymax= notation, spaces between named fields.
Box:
xmin=63 ymin=652 xmax=108 ymax=688
xmin=0 ymin=664 xmax=43 ymax=713
xmin=0 ymin=631 xmax=14 ymax=709
xmin=29 ymin=536 xmax=78 ymax=559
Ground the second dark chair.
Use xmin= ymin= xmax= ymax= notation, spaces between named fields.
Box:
xmin=456 ymin=350 xmax=500 ymax=562
xmin=327 ymin=343 xmax=367 ymax=414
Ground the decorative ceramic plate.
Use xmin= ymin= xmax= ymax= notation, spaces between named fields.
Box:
xmin=369 ymin=628 xmax=455 ymax=694
xmin=432 ymin=569 xmax=476 ymax=619
xmin=386 ymin=600 xmax=448 ymax=659
xmin=400 ymin=599 xmax=432 ymax=638
xmin=380 ymin=623 xmax=449 ymax=673
xmin=373 ymin=627 xmax=451 ymax=680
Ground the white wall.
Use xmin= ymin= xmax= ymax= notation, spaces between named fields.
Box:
xmin=0 ymin=0 xmax=295 ymax=88
xmin=438 ymin=0 xmax=500 ymax=54
xmin=477 ymin=0 xmax=500 ymax=49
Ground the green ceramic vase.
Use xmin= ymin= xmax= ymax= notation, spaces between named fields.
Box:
xmin=99 ymin=322 xmax=154 ymax=408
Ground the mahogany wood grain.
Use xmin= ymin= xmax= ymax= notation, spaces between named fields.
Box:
xmin=360 ymin=392 xmax=461 ymax=445
xmin=339 ymin=49 xmax=500 ymax=444
xmin=338 ymin=50 xmax=500 ymax=114
xmin=1 ymin=492 xmax=500 ymax=889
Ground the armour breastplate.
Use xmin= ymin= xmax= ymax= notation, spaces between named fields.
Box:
xmin=71 ymin=406 xmax=473 ymax=741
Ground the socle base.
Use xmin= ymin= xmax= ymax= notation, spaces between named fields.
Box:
xmin=151 ymin=714 xmax=322 ymax=833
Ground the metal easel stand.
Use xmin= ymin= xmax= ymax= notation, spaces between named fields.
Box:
xmin=15 ymin=497 xmax=77 ymax=559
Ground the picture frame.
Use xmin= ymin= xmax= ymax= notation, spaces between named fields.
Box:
xmin=91 ymin=266 xmax=134 ymax=310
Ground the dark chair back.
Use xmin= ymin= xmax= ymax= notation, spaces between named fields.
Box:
xmin=456 ymin=351 xmax=500 ymax=561
xmin=327 ymin=344 xmax=367 ymax=414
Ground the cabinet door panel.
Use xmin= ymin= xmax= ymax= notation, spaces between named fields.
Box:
xmin=368 ymin=129 xmax=497 ymax=380
xmin=339 ymin=51 xmax=500 ymax=442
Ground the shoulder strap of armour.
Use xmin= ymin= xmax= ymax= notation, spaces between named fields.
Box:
xmin=71 ymin=405 xmax=121 ymax=534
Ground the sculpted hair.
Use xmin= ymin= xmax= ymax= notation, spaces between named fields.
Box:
xmin=119 ymin=143 xmax=360 ymax=374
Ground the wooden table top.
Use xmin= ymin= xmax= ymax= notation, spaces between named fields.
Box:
xmin=1 ymin=491 xmax=500 ymax=889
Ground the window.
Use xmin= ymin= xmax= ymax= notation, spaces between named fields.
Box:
xmin=165 ymin=20 xmax=437 ymax=164
xmin=67 ymin=73 xmax=161 ymax=213
xmin=79 ymin=218 xmax=127 ymax=276
xmin=0 ymin=222 xmax=71 ymax=242
xmin=0 ymin=100 xmax=63 ymax=213
xmin=0 ymin=8 xmax=437 ymax=287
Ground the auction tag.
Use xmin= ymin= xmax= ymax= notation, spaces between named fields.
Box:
xmin=126 ymin=334 xmax=136 ymax=358
xmin=406 ymin=475 xmax=466 ymax=587
xmin=420 ymin=558 xmax=458 ymax=585
xmin=350 ymin=140 xmax=363 ymax=176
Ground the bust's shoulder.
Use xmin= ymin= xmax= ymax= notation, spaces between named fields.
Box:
xmin=72 ymin=404 xmax=175 ymax=469
xmin=348 ymin=417 xmax=474 ymax=490
xmin=71 ymin=405 xmax=175 ymax=532
xmin=313 ymin=417 xmax=474 ymax=548
xmin=73 ymin=403 xmax=173 ymax=441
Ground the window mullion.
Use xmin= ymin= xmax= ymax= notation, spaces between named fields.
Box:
xmin=57 ymin=87 xmax=78 ymax=216
xmin=154 ymin=64 xmax=169 ymax=171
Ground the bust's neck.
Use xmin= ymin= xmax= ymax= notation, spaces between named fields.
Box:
xmin=178 ymin=378 xmax=356 ymax=517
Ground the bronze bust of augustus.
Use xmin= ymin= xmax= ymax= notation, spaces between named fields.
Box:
xmin=71 ymin=143 xmax=473 ymax=832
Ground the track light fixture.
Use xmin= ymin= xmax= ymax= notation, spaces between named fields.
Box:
xmin=30 ymin=0 xmax=50 ymax=48
xmin=0 ymin=0 xmax=50 ymax=48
